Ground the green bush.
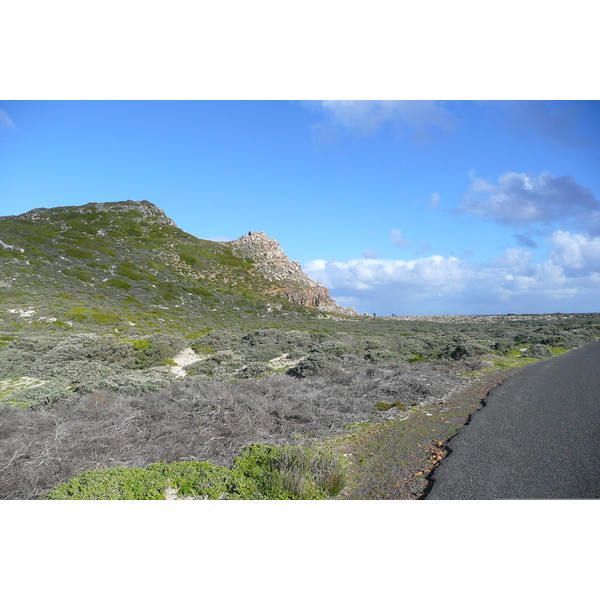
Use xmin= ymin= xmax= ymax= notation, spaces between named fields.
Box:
xmin=234 ymin=444 xmax=347 ymax=499
xmin=521 ymin=344 xmax=554 ymax=358
xmin=184 ymin=350 xmax=244 ymax=377
xmin=106 ymin=278 xmax=132 ymax=290
xmin=117 ymin=263 xmax=145 ymax=281
xmin=64 ymin=248 xmax=94 ymax=259
xmin=9 ymin=382 xmax=73 ymax=409
xmin=190 ymin=344 xmax=214 ymax=355
xmin=288 ymin=353 xmax=330 ymax=378
xmin=236 ymin=362 xmax=272 ymax=379
xmin=438 ymin=336 xmax=491 ymax=361
xmin=127 ymin=334 xmax=187 ymax=369
xmin=44 ymin=443 xmax=347 ymax=500
xmin=364 ymin=348 xmax=400 ymax=362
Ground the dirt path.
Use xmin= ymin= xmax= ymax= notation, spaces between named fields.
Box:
xmin=329 ymin=368 xmax=521 ymax=499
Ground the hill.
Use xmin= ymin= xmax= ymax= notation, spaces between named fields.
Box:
xmin=0 ymin=199 xmax=355 ymax=337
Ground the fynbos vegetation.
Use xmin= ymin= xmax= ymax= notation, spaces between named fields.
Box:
xmin=1 ymin=200 xmax=599 ymax=499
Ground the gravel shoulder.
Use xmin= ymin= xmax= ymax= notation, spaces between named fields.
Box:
xmin=329 ymin=368 xmax=521 ymax=499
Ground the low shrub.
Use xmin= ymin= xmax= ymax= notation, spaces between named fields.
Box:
xmin=288 ymin=353 xmax=330 ymax=378
xmin=43 ymin=461 xmax=247 ymax=500
xmin=236 ymin=362 xmax=272 ymax=379
xmin=521 ymin=344 xmax=554 ymax=358
xmin=364 ymin=348 xmax=400 ymax=362
xmin=73 ymin=370 xmax=174 ymax=396
xmin=438 ymin=337 xmax=491 ymax=361
xmin=106 ymin=278 xmax=132 ymax=290
xmin=184 ymin=350 xmax=244 ymax=377
xmin=128 ymin=333 xmax=187 ymax=369
xmin=43 ymin=443 xmax=347 ymax=500
xmin=375 ymin=401 xmax=406 ymax=411
xmin=10 ymin=382 xmax=73 ymax=409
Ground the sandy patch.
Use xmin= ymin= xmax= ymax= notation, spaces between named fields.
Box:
xmin=0 ymin=376 xmax=46 ymax=393
xmin=169 ymin=347 xmax=202 ymax=378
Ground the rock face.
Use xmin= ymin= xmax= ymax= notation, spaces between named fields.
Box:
xmin=229 ymin=231 xmax=356 ymax=315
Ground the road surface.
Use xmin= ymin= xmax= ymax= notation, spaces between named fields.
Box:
xmin=424 ymin=340 xmax=600 ymax=499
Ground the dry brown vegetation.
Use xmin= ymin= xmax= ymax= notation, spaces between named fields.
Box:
xmin=0 ymin=360 xmax=468 ymax=499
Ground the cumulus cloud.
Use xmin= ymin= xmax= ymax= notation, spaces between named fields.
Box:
xmin=312 ymin=100 xmax=458 ymax=143
xmin=459 ymin=171 xmax=600 ymax=235
xmin=547 ymin=231 xmax=600 ymax=273
xmin=0 ymin=110 xmax=15 ymax=130
xmin=491 ymin=247 xmax=535 ymax=274
xmin=305 ymin=255 xmax=467 ymax=292
xmin=390 ymin=229 xmax=409 ymax=248
xmin=305 ymin=238 xmax=600 ymax=315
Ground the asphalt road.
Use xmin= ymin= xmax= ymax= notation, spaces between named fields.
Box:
xmin=424 ymin=340 xmax=600 ymax=499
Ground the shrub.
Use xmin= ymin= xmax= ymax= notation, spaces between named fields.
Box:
xmin=288 ymin=353 xmax=330 ymax=378
xmin=128 ymin=334 xmax=187 ymax=369
xmin=10 ymin=382 xmax=73 ymax=409
xmin=45 ymin=334 xmax=133 ymax=365
xmin=312 ymin=340 xmax=355 ymax=359
xmin=521 ymin=344 xmax=554 ymax=358
xmin=179 ymin=252 xmax=197 ymax=265
xmin=375 ymin=401 xmax=406 ymax=411
xmin=73 ymin=370 xmax=174 ymax=395
xmin=184 ymin=350 xmax=244 ymax=377
xmin=106 ymin=278 xmax=132 ymax=290
xmin=492 ymin=338 xmax=515 ymax=355
xmin=364 ymin=348 xmax=400 ymax=362
xmin=236 ymin=362 xmax=272 ymax=379
xmin=438 ymin=337 xmax=490 ymax=361
xmin=190 ymin=344 xmax=215 ymax=355
xmin=64 ymin=248 xmax=94 ymax=259
xmin=43 ymin=444 xmax=347 ymax=500
xmin=234 ymin=444 xmax=347 ymax=499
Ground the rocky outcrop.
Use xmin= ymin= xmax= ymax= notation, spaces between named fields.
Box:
xmin=229 ymin=231 xmax=357 ymax=315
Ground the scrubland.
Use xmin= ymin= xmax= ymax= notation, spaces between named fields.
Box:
xmin=1 ymin=312 xmax=598 ymax=499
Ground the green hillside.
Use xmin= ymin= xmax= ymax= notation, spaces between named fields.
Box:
xmin=0 ymin=200 xmax=334 ymax=336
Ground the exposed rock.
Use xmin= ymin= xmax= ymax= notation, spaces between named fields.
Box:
xmin=229 ymin=231 xmax=357 ymax=315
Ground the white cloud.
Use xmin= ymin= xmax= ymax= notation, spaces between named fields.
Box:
xmin=390 ymin=229 xmax=409 ymax=248
xmin=305 ymin=255 xmax=468 ymax=292
xmin=0 ymin=110 xmax=15 ymax=129
xmin=547 ymin=231 xmax=600 ymax=273
xmin=313 ymin=100 xmax=458 ymax=142
xmin=491 ymin=247 xmax=535 ymax=274
xmin=459 ymin=171 xmax=600 ymax=235
xmin=305 ymin=239 xmax=600 ymax=315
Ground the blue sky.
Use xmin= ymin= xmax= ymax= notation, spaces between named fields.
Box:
xmin=1 ymin=100 xmax=599 ymax=315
